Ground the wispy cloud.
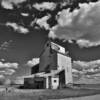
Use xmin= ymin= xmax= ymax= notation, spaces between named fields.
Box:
xmin=6 ymin=22 xmax=29 ymax=34
xmin=0 ymin=75 xmax=5 ymax=79
xmin=0 ymin=62 xmax=18 ymax=69
xmin=4 ymin=69 xmax=16 ymax=75
xmin=0 ymin=69 xmax=15 ymax=75
xmin=73 ymin=60 xmax=100 ymax=71
xmin=0 ymin=40 xmax=13 ymax=51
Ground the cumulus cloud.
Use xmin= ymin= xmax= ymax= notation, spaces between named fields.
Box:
xmin=0 ymin=61 xmax=18 ymax=77
xmin=49 ymin=1 xmax=100 ymax=47
xmin=73 ymin=59 xmax=100 ymax=81
xmin=33 ymin=2 xmax=57 ymax=11
xmin=36 ymin=15 xmax=51 ymax=30
xmin=1 ymin=0 xmax=26 ymax=10
xmin=48 ymin=25 xmax=58 ymax=39
xmin=27 ymin=58 xmax=40 ymax=67
xmin=1 ymin=0 xmax=100 ymax=48
xmin=6 ymin=22 xmax=29 ymax=34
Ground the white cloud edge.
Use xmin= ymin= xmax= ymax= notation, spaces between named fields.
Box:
xmin=33 ymin=2 xmax=57 ymax=11
xmin=6 ymin=22 xmax=29 ymax=34
xmin=27 ymin=58 xmax=40 ymax=67
xmin=49 ymin=1 xmax=100 ymax=48
xmin=1 ymin=0 xmax=26 ymax=10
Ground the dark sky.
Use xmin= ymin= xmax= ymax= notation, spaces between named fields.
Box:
xmin=0 ymin=26 xmax=47 ymax=63
xmin=54 ymin=39 xmax=100 ymax=61
xmin=0 ymin=26 xmax=48 ymax=79
xmin=1 ymin=25 xmax=100 ymax=63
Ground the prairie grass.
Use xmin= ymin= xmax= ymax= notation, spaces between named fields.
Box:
xmin=0 ymin=87 xmax=100 ymax=100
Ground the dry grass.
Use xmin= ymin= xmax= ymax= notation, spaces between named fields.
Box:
xmin=0 ymin=87 xmax=100 ymax=100
xmin=50 ymin=95 xmax=100 ymax=100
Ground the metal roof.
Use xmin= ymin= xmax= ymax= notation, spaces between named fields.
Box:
xmin=17 ymin=69 xmax=64 ymax=79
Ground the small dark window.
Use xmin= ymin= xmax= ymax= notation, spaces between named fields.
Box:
xmin=54 ymin=80 xmax=57 ymax=83
xmin=45 ymin=65 xmax=50 ymax=73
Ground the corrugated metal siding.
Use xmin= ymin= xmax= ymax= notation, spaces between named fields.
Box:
xmin=57 ymin=53 xmax=73 ymax=84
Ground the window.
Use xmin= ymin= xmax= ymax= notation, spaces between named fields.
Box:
xmin=54 ymin=80 xmax=57 ymax=83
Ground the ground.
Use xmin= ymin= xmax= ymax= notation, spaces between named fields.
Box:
xmin=0 ymin=84 xmax=100 ymax=100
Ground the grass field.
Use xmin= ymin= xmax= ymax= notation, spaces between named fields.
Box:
xmin=51 ymin=95 xmax=100 ymax=100
xmin=0 ymin=86 xmax=100 ymax=100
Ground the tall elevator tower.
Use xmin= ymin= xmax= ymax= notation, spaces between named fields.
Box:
xmin=39 ymin=41 xmax=73 ymax=85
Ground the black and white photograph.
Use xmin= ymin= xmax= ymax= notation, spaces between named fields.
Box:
xmin=0 ymin=0 xmax=100 ymax=100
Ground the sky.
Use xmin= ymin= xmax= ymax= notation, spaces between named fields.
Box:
xmin=0 ymin=0 xmax=100 ymax=83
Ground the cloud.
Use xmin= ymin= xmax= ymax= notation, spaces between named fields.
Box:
xmin=73 ymin=59 xmax=100 ymax=81
xmin=48 ymin=25 xmax=58 ymax=39
xmin=72 ymin=69 xmax=79 ymax=73
xmin=49 ymin=1 xmax=100 ymax=47
xmin=6 ymin=22 xmax=29 ymax=34
xmin=0 ymin=59 xmax=5 ymax=62
xmin=68 ymin=40 xmax=73 ymax=43
xmin=1 ymin=0 xmax=26 ymax=10
xmin=0 ymin=61 xmax=18 ymax=77
xmin=73 ymin=60 xmax=100 ymax=70
xmin=0 ymin=75 xmax=4 ymax=79
xmin=36 ymin=15 xmax=51 ymax=30
xmin=0 ymin=71 xmax=6 ymax=73
xmin=0 ymin=69 xmax=15 ymax=75
xmin=33 ymin=2 xmax=56 ymax=11
xmin=4 ymin=69 xmax=15 ymax=75
xmin=0 ymin=62 xmax=18 ymax=69
xmin=21 ymin=13 xmax=29 ymax=17
xmin=27 ymin=58 xmax=40 ymax=67
xmin=1 ymin=0 xmax=100 ymax=48
xmin=76 ymin=39 xmax=100 ymax=48
xmin=0 ymin=40 xmax=13 ymax=50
